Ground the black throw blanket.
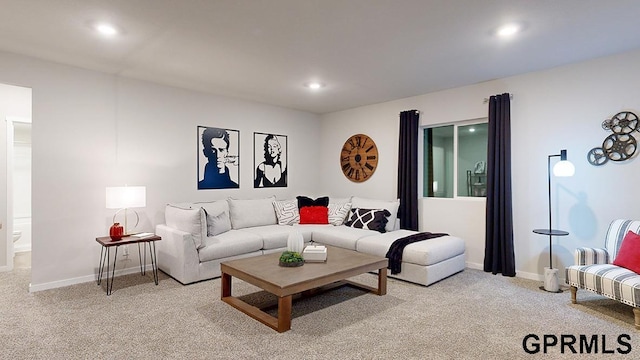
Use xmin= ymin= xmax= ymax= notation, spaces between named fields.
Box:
xmin=385 ymin=232 xmax=448 ymax=275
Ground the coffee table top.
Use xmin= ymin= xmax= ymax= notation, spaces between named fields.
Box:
xmin=221 ymin=245 xmax=387 ymax=297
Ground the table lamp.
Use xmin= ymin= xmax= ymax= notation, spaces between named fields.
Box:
xmin=106 ymin=186 xmax=146 ymax=236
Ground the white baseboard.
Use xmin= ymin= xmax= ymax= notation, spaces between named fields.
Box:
xmin=0 ymin=265 xmax=10 ymax=272
xmin=29 ymin=264 xmax=156 ymax=293
xmin=14 ymin=244 xmax=31 ymax=253
xmin=465 ymin=261 xmax=561 ymax=283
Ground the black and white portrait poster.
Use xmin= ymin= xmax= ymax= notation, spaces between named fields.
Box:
xmin=198 ymin=126 xmax=240 ymax=189
xmin=253 ymin=132 xmax=287 ymax=188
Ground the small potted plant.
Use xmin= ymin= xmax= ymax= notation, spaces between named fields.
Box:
xmin=279 ymin=251 xmax=304 ymax=267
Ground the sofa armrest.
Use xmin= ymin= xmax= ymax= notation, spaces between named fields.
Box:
xmin=155 ymin=224 xmax=201 ymax=284
xmin=574 ymin=247 xmax=609 ymax=266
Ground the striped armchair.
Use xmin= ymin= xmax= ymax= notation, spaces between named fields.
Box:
xmin=565 ymin=219 xmax=640 ymax=330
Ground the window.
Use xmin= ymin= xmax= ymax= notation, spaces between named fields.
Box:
xmin=423 ymin=120 xmax=488 ymax=198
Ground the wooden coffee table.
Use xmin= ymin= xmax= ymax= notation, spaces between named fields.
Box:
xmin=220 ymin=245 xmax=388 ymax=332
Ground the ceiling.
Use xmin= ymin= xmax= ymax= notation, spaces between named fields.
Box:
xmin=1 ymin=0 xmax=639 ymax=114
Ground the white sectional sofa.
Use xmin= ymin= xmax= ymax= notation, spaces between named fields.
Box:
xmin=155 ymin=196 xmax=466 ymax=287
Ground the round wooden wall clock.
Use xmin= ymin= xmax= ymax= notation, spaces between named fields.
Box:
xmin=340 ymin=134 xmax=378 ymax=182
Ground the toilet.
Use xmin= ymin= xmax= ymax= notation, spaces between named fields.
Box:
xmin=13 ymin=230 xmax=22 ymax=243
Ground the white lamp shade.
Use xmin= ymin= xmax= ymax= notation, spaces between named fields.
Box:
xmin=106 ymin=186 xmax=146 ymax=209
xmin=553 ymin=160 xmax=575 ymax=177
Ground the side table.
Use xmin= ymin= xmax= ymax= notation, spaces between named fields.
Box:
xmin=96 ymin=234 xmax=162 ymax=295
xmin=533 ymin=228 xmax=569 ymax=293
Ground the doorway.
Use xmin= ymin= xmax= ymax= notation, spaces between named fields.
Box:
xmin=1 ymin=83 xmax=32 ymax=272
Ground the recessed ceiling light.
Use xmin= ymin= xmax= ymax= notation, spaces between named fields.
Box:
xmin=469 ymin=127 xmax=476 ymax=132
xmin=304 ymin=82 xmax=325 ymax=90
xmin=94 ymin=23 xmax=119 ymax=37
xmin=496 ymin=23 xmax=521 ymax=38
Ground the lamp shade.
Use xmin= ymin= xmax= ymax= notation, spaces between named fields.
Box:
xmin=552 ymin=160 xmax=575 ymax=177
xmin=106 ymin=186 xmax=146 ymax=209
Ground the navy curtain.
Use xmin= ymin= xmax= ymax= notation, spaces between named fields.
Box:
xmin=484 ymin=93 xmax=516 ymax=276
xmin=397 ymin=110 xmax=419 ymax=231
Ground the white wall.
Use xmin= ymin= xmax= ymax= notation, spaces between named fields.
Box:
xmin=0 ymin=50 xmax=321 ymax=290
xmin=320 ymin=49 xmax=640 ymax=280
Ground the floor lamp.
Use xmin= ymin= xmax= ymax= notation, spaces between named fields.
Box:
xmin=533 ymin=149 xmax=575 ymax=293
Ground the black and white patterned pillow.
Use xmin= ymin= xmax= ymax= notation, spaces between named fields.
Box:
xmin=328 ymin=202 xmax=352 ymax=226
xmin=344 ymin=208 xmax=391 ymax=233
xmin=272 ymin=199 xmax=300 ymax=225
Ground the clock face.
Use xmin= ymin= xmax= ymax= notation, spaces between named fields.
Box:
xmin=340 ymin=134 xmax=378 ymax=182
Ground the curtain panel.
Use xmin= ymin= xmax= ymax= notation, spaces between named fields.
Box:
xmin=397 ymin=110 xmax=419 ymax=231
xmin=484 ymin=93 xmax=516 ymax=276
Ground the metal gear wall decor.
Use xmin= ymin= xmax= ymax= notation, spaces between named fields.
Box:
xmin=588 ymin=111 xmax=639 ymax=166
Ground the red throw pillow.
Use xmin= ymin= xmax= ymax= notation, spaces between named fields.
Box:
xmin=299 ymin=206 xmax=329 ymax=225
xmin=613 ymin=231 xmax=640 ymax=274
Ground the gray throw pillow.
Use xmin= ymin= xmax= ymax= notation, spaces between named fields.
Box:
xmin=203 ymin=208 xmax=232 ymax=236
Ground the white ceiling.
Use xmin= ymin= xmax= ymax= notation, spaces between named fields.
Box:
xmin=1 ymin=0 xmax=639 ymax=114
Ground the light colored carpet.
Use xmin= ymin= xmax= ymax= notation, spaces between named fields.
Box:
xmin=0 ymin=263 xmax=637 ymax=359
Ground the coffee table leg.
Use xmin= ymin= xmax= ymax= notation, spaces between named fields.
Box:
xmin=378 ymin=267 xmax=387 ymax=295
xmin=277 ymin=295 xmax=292 ymax=332
xmin=221 ymin=272 xmax=232 ymax=298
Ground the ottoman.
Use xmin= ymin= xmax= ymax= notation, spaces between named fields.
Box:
xmin=356 ymin=230 xmax=466 ymax=286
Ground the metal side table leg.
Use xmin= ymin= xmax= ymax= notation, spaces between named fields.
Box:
xmin=97 ymin=246 xmax=106 ymax=285
xmin=107 ymin=247 xmax=118 ymax=296
xmin=138 ymin=243 xmax=144 ymax=275
xmin=149 ymin=241 xmax=159 ymax=285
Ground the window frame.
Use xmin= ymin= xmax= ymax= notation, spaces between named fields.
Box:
xmin=420 ymin=117 xmax=488 ymax=200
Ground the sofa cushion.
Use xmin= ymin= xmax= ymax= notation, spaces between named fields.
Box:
xmin=345 ymin=208 xmax=390 ymax=233
xmin=272 ymin=199 xmax=299 ymax=225
xmin=613 ymin=231 xmax=640 ymax=274
xmin=356 ymin=231 xmax=465 ymax=266
xmin=164 ymin=204 xmax=207 ymax=249
xmin=300 ymin=206 xmax=329 ymax=224
xmin=294 ymin=224 xmax=329 ymax=241
xmin=194 ymin=200 xmax=229 ymax=218
xmin=197 ymin=230 xmax=263 ymax=262
xmin=329 ymin=196 xmax=352 ymax=205
xmin=240 ymin=225 xmax=311 ymax=250
xmin=297 ymin=195 xmax=329 ymax=209
xmin=328 ymin=202 xmax=351 ymax=226
xmin=351 ymin=197 xmax=399 ymax=232
xmin=311 ymin=225 xmax=378 ymax=250
xmin=228 ymin=196 xmax=277 ymax=229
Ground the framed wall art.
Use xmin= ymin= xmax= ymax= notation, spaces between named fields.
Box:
xmin=197 ymin=126 xmax=240 ymax=189
xmin=253 ymin=132 xmax=287 ymax=188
